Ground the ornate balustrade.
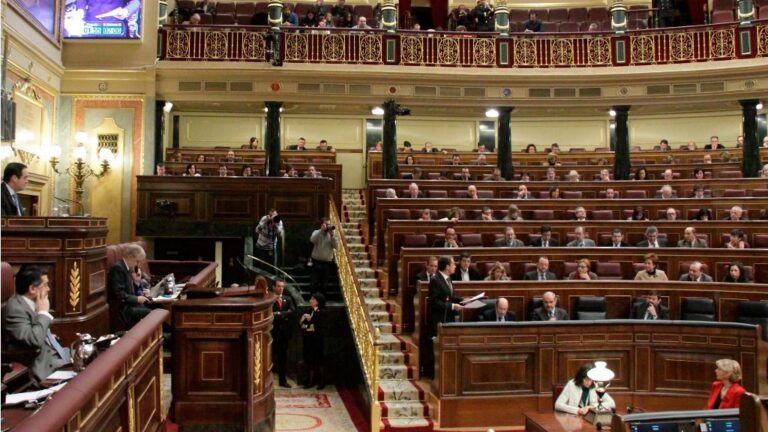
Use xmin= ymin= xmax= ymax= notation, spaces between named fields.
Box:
xmin=159 ymin=20 xmax=768 ymax=67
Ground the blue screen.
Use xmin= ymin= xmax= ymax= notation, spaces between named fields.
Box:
xmin=630 ymin=423 xmax=678 ymax=432
xmin=706 ymin=419 xmax=740 ymax=432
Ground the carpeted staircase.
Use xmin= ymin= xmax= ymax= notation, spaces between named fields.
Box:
xmin=341 ymin=190 xmax=434 ymax=432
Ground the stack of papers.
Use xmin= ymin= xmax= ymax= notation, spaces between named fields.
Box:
xmin=5 ymin=382 xmax=67 ymax=406
xmin=461 ymin=292 xmax=487 ymax=309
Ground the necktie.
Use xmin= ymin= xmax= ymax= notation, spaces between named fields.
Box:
xmin=539 ymin=273 xmax=544 ymax=281
xmin=549 ymin=310 xmax=555 ymax=319
xmin=614 ymin=243 xmax=619 ymax=247
xmin=47 ymin=330 xmax=70 ymax=362
xmin=543 ymin=241 xmax=548 ymax=247
xmin=277 ymin=297 xmax=283 ymax=310
xmin=11 ymin=193 xmax=21 ymax=216
xmin=498 ymin=316 xmax=503 ymax=322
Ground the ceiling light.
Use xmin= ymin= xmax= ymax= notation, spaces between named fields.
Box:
xmin=371 ymin=106 xmax=384 ymax=115
xmin=163 ymin=101 xmax=174 ymax=113
xmin=485 ymin=108 xmax=499 ymax=118
xmin=609 ymin=109 xmax=616 ymax=117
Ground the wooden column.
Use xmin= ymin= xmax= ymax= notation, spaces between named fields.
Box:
xmin=613 ymin=105 xmax=631 ymax=180
xmin=497 ymin=107 xmax=514 ymax=180
xmin=740 ymin=99 xmax=761 ymax=177
xmin=264 ymin=101 xmax=282 ymax=176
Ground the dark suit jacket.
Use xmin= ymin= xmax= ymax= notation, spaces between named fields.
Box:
xmin=286 ymin=145 xmax=307 ymax=150
xmin=427 ymin=274 xmax=462 ymax=336
xmin=531 ymin=307 xmax=569 ymax=321
xmin=107 ymin=260 xmax=141 ymax=319
xmin=452 ymin=267 xmax=481 ymax=281
xmin=431 ymin=239 xmax=463 ymax=248
xmin=2 ymin=294 xmax=69 ymax=381
xmin=479 ymin=308 xmax=516 ymax=322
xmin=530 ymin=237 xmax=559 ymax=247
xmin=403 ymin=191 xmax=425 ymax=198
xmin=636 ymin=238 xmax=669 ymax=247
xmin=493 ymin=238 xmax=525 ymax=247
xmin=524 ymin=270 xmax=557 ymax=281
xmin=630 ymin=302 xmax=669 ymax=320
xmin=704 ymin=144 xmax=725 ymax=150
xmin=605 ymin=241 xmax=630 ymax=247
xmin=415 ymin=271 xmax=435 ymax=283
xmin=272 ymin=293 xmax=296 ymax=341
xmin=677 ymin=239 xmax=708 ymax=248
xmin=679 ymin=273 xmax=714 ymax=282
xmin=1 ymin=183 xmax=21 ymax=216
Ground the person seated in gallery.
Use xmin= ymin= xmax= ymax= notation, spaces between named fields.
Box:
xmin=724 ymin=205 xmax=748 ymax=221
xmin=217 ymin=164 xmax=229 ymax=177
xmin=487 ymin=167 xmax=503 ymax=181
xmin=555 ymin=363 xmax=616 ymax=416
xmin=525 ymin=143 xmax=537 ymax=153
xmin=630 ymin=290 xmax=669 ymax=320
xmin=284 ymin=166 xmax=299 ymax=177
xmin=677 ymin=227 xmax=707 ymax=248
xmin=636 ymin=226 xmax=668 ymax=248
xmin=503 ymin=204 xmax=523 ymax=221
xmin=466 ymin=184 xmax=479 ymax=199
xmin=524 ymin=256 xmax=557 ymax=281
xmin=241 ymin=165 xmax=254 ymax=177
xmin=2 ymin=266 xmax=71 ymax=383
xmin=316 ymin=139 xmax=335 ymax=152
xmin=433 ymin=226 xmax=463 ymax=248
xmin=572 ymin=206 xmax=588 ymax=221
xmin=422 ymin=141 xmax=440 ymax=153
xmin=418 ymin=208 xmax=432 ymax=221
xmin=725 ymin=229 xmax=748 ymax=249
xmin=722 ymin=262 xmax=751 ymax=283
xmin=246 ymin=137 xmax=259 ymax=149
xmin=516 ymin=184 xmax=533 ymax=199
xmin=416 ymin=256 xmax=439 ymax=283
xmin=634 ymin=253 xmax=668 ymax=281
xmin=439 ymin=206 xmax=464 ymax=223
xmin=566 ymin=258 xmax=598 ymax=280
xmin=706 ymin=359 xmax=745 ymax=409
xmin=478 ymin=298 xmax=515 ymax=322
xmin=183 ymin=164 xmax=202 ymax=176
xmin=405 ymin=182 xmax=424 ymax=198
xmin=287 ymin=137 xmax=307 ymax=150
xmin=477 ymin=206 xmax=495 ymax=221
xmin=679 ymin=261 xmax=713 ymax=282
xmin=692 ymin=207 xmax=713 ymax=221
xmin=493 ymin=227 xmax=524 ymax=247
xmin=530 ymin=225 xmax=558 ymax=247
xmin=704 ymin=135 xmax=725 ymax=150
xmin=531 ymin=291 xmax=569 ymax=321
xmin=452 ymin=252 xmax=481 ymax=281
xmin=222 ymin=150 xmax=238 ymax=163
xmin=483 ymin=262 xmax=510 ymax=281
xmin=566 ymin=226 xmax=595 ymax=247
xmin=155 ymin=163 xmax=167 ymax=176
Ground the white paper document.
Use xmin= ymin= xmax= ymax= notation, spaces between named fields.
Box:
xmin=461 ymin=300 xmax=488 ymax=309
xmin=46 ymin=370 xmax=77 ymax=381
xmin=460 ymin=292 xmax=485 ymax=305
xmin=5 ymin=382 xmax=67 ymax=406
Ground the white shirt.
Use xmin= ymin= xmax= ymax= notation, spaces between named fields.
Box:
xmin=460 ymin=269 xmax=470 ymax=281
xmin=21 ymin=294 xmax=54 ymax=320
xmin=555 ymin=379 xmax=616 ymax=415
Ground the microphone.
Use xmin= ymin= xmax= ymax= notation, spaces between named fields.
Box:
xmin=53 ymin=196 xmax=85 ymax=216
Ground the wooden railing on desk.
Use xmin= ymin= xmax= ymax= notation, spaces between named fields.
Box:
xmin=739 ymin=393 xmax=768 ymax=432
xmin=330 ymin=199 xmax=380 ymax=432
xmin=13 ymin=309 xmax=168 ymax=432
xmin=164 ymin=148 xmax=337 ymax=164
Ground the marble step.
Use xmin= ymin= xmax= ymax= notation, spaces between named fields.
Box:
xmin=362 ymin=287 xmax=381 ymax=299
xmin=380 ymin=401 xmax=429 ymax=419
xmin=346 ymin=235 xmax=363 ymax=243
xmin=365 ymin=298 xmax=388 ymax=312
xmin=380 ymin=417 xmax=433 ymax=431
xmin=352 ymin=259 xmax=370 ymax=267
xmin=342 ymin=222 xmax=359 ymax=228
xmin=359 ymin=278 xmax=378 ymax=288
xmin=379 ymin=364 xmax=413 ymax=380
xmin=356 ymin=268 xmax=375 ymax=278
xmin=374 ymin=321 xmax=393 ymax=334
xmin=379 ymin=351 xmax=407 ymax=365
xmin=377 ymin=334 xmax=405 ymax=352
xmin=377 ymin=379 xmax=425 ymax=402
xmin=347 ymin=244 xmax=366 ymax=252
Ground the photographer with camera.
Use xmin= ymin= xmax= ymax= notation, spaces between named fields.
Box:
xmin=309 ymin=217 xmax=338 ymax=294
xmin=255 ymin=209 xmax=284 ymax=274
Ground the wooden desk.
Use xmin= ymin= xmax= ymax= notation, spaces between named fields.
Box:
xmin=525 ymin=412 xmax=599 ymax=432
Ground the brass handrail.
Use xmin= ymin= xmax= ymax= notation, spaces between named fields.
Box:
xmin=329 ymin=198 xmax=381 ymax=431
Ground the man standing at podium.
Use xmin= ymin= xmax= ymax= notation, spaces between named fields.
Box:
xmin=271 ymin=279 xmax=295 ymax=388
xmin=2 ymin=162 xmax=29 ymax=216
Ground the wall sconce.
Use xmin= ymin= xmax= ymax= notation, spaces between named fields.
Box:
xmin=49 ymin=131 xmax=113 ymax=203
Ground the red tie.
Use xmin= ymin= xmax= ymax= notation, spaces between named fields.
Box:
xmin=277 ymin=297 xmax=283 ymax=310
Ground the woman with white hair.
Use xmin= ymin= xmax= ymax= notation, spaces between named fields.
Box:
xmin=706 ymin=359 xmax=745 ymax=409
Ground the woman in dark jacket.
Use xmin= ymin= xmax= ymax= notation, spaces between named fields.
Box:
xmin=301 ymin=293 xmax=326 ymax=389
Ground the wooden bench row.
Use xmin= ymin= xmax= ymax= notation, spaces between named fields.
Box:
xmin=165 ymin=148 xmax=337 ymax=163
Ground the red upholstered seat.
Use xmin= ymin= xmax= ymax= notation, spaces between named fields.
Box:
xmin=598 ymin=190 xmax=620 ymax=199
xmin=201 ymin=13 xmax=214 ymax=24
xmin=402 ymin=234 xmax=428 ymax=247
xmin=723 ymin=189 xmax=746 ymax=197
xmin=569 ymin=148 xmax=586 ymax=152
xmin=216 ymin=2 xmax=236 ymax=14
xmin=461 ymin=234 xmax=483 ymax=247
xmin=214 ymin=14 xmax=235 ymax=24
xmin=569 ymin=7 xmax=588 ymax=22
xmin=752 ymin=189 xmax=768 ymax=197
xmin=427 ymin=172 xmax=441 ymax=180
xmin=532 ymin=9 xmax=549 ymax=20
xmin=354 ymin=5 xmax=374 ymax=19
xmin=624 ymin=190 xmax=647 ymax=199
xmin=294 ymin=3 xmax=311 ymax=16
xmin=523 ymin=262 xmax=538 ymax=275
xmin=596 ymin=262 xmax=623 ymax=280
xmin=509 ymin=9 xmax=529 ymax=23
xmin=452 ymin=190 xmax=468 ymax=198
xmin=549 ymin=8 xmax=568 ymax=22
xmin=563 ymin=262 xmax=578 ymax=276
xmin=720 ymin=234 xmax=750 ymax=248
xmin=591 ymin=210 xmax=615 ymax=220
xmin=531 ymin=210 xmax=555 ymax=220
xmin=718 ymin=170 xmax=741 ymax=179
xmin=561 ymin=191 xmax=582 ymax=199
xmin=588 ymin=8 xmax=608 ymax=22
xmin=386 ymin=209 xmax=411 ymax=220
xmin=712 ymin=0 xmax=735 ymax=10
xmin=427 ymin=190 xmax=448 ymax=198
xmin=477 ymin=190 xmax=494 ymax=199
xmin=1 ymin=262 xmax=15 ymax=304
xmin=542 ymin=22 xmax=558 ymax=32
xmin=537 ymin=191 xmax=550 ymax=199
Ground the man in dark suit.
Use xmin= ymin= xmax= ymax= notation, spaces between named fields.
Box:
xmin=425 ymin=256 xmax=464 ymax=376
xmin=493 ymin=227 xmax=525 ymax=247
xmin=530 ymin=225 xmax=559 ymax=247
xmin=524 ymin=256 xmax=557 ymax=281
xmin=432 ymin=226 xmax=463 ymax=248
xmin=606 ymin=229 xmax=630 ymax=247
xmin=636 ymin=226 xmax=669 ymax=248
xmin=2 ymin=266 xmax=70 ymax=382
xmin=2 ymin=162 xmax=28 ymax=216
xmin=107 ymin=243 xmax=154 ymax=328
xmin=677 ymin=227 xmax=708 ymax=248
xmin=452 ymin=252 xmax=482 ymax=282
xmin=271 ymin=279 xmax=296 ymax=388
xmin=566 ymin=226 xmax=596 ymax=247
xmin=679 ymin=261 xmax=714 ymax=282
xmin=479 ymin=298 xmax=516 ymax=322
xmin=405 ymin=182 xmax=425 ymax=198
xmin=286 ymin=137 xmax=307 ymax=150
xmin=531 ymin=291 xmax=569 ymax=321
xmin=630 ymin=290 xmax=669 ymax=320
xmin=415 ymin=256 xmax=438 ymax=283
xmin=704 ymin=135 xmax=725 ymax=150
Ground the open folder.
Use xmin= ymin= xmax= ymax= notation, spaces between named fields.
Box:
xmin=460 ymin=292 xmax=487 ymax=309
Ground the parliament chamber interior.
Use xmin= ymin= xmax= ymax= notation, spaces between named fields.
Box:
xmin=2 ymin=0 xmax=768 ymax=431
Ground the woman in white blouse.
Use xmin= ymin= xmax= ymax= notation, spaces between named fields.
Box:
xmin=555 ymin=363 xmax=616 ymax=416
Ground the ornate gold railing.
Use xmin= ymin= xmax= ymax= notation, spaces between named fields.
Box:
xmin=329 ymin=199 xmax=381 ymax=431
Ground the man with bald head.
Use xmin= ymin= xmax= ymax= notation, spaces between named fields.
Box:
xmin=524 ymin=256 xmax=557 ymax=280
xmin=679 ymin=261 xmax=713 ymax=282
xmin=677 ymin=227 xmax=707 ymax=248
xmin=531 ymin=291 xmax=569 ymax=321
xmin=723 ymin=205 xmax=748 ymax=221
xmin=479 ymin=298 xmax=516 ymax=322
xmin=406 ymin=182 xmax=423 ymax=199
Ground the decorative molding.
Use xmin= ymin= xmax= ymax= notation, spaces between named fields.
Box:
xmin=68 ymin=260 xmax=81 ymax=312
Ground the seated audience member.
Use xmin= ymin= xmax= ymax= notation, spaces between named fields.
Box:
xmin=385 ymin=188 xmax=398 ymax=198
xmin=725 ymin=229 xmax=747 ymax=249
xmin=475 ymin=143 xmax=488 ymax=153
xmin=371 ymin=141 xmax=383 ymax=152
xmin=608 ymin=228 xmax=629 ymax=247
xmin=532 ymin=291 xmax=569 ymax=321
xmin=478 ymin=206 xmax=495 ymax=221
xmin=760 ymin=163 xmax=768 ymax=177
xmin=403 ymin=154 xmax=416 ymax=165
xmin=692 ymin=207 xmax=713 ymax=221
xmin=241 ymin=165 xmax=254 ymax=177
xmin=407 ymin=167 xmax=425 ymax=180
xmin=195 ymin=154 xmax=206 ymax=163
xmin=484 ymin=262 xmax=511 ymax=281
xmin=604 ymin=188 xmax=618 ymax=199
xmin=531 ymin=224 xmax=558 ymax=247
xmin=406 ymin=183 xmax=423 ymax=198
xmin=283 ymin=5 xmax=299 ymax=24
xmin=450 ymin=153 xmax=462 ymax=165
xmin=183 ymin=163 xmax=201 ymax=176
xmin=474 ymin=154 xmax=488 ymax=165
xmin=704 ymin=135 xmax=725 ymax=150
xmin=596 ymin=158 xmax=609 ymax=166
xmin=440 ymin=206 xmax=464 ymax=222
xmin=422 ymin=141 xmax=439 ymax=153
xmin=567 ymin=258 xmax=598 ymax=280
xmin=416 ymin=256 xmax=439 ymax=283
xmin=503 ymin=204 xmax=524 ymax=221
xmin=419 ymin=208 xmax=433 ymax=221
xmin=186 ymin=12 xmax=202 ymax=25
xmin=545 ymin=167 xmax=557 ymax=181
xmin=525 ymin=143 xmax=537 ymax=153
xmin=467 ymin=184 xmax=479 ymax=199
xmin=458 ymin=167 xmax=472 ymax=181
xmin=452 ymin=252 xmax=481 ymax=281
xmin=108 ymin=243 xmax=158 ymax=328
xmin=567 ymin=226 xmax=595 ymax=247
xmin=722 ymin=262 xmax=750 ymax=283
xmin=661 ymin=169 xmax=674 ymax=182
xmin=155 ymin=163 xmax=167 ymax=176
xmin=520 ymin=171 xmax=531 ymax=182
xmin=218 ymin=165 xmax=229 ymax=177
xmin=479 ymin=298 xmax=515 ymax=322
xmin=517 ymin=184 xmax=533 ymax=199
xmin=523 ymin=12 xmax=542 ymax=32
xmin=549 ymin=143 xmax=561 ymax=154
xmin=634 ymin=253 xmax=668 ymax=281
xmin=524 ymin=256 xmax=557 ymax=280
xmin=433 ymin=226 xmax=462 ymax=247
xmin=587 ymin=22 xmax=599 ymax=31
xmin=301 ymin=10 xmax=318 ymax=26
xmin=316 ymin=139 xmax=335 ymax=152
xmin=658 ymin=185 xmax=675 ymax=199
xmin=663 ymin=207 xmax=679 ymax=220
xmin=566 ymin=170 xmax=580 ymax=182
xmin=678 ymin=227 xmax=707 ymax=248
xmin=686 ymin=141 xmax=697 ymax=151
xmin=691 ymin=184 xmax=707 ymax=199
xmin=287 ymin=137 xmax=307 ymax=150
xmin=630 ymin=290 xmax=669 ymax=320
xmin=659 ymin=139 xmax=671 ymax=151
xmin=247 ymin=137 xmax=259 ymax=149
xmin=724 ymin=205 xmax=748 ymax=221
xmin=555 ymin=363 xmax=616 ymax=416
xmin=223 ymin=150 xmax=237 ymax=163
xmin=284 ymin=166 xmax=299 ymax=177
xmin=546 ymin=154 xmax=560 ymax=167
xmin=488 ymin=167 xmax=503 ymax=181
xmin=494 ymin=227 xmax=524 ymax=247
xmin=549 ymin=186 xmax=561 ymax=199
xmin=637 ymin=226 xmax=668 ymax=248
xmin=633 ymin=167 xmax=648 ymax=181
xmin=401 ymin=141 xmax=413 ymax=153
xmin=764 ymin=137 xmax=768 ymax=148
xmin=693 ymin=167 xmax=706 ymax=180
xmin=628 ymin=206 xmax=648 ymax=221
xmin=2 ymin=266 xmax=70 ymax=382
xmin=679 ymin=261 xmax=713 ymax=282
xmin=706 ymin=359 xmax=745 ymax=409
xmin=598 ymin=169 xmax=611 ymax=181
xmin=573 ymin=206 xmax=588 ymax=221
xmin=703 ymin=153 xmax=713 ymax=164
xmin=169 ymin=151 xmax=182 ymax=162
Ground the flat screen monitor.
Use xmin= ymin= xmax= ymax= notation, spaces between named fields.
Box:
xmin=630 ymin=423 xmax=678 ymax=432
xmin=64 ymin=0 xmax=142 ymax=39
xmin=705 ymin=419 xmax=739 ymax=432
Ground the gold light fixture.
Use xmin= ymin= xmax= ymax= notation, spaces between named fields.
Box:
xmin=49 ymin=131 xmax=113 ymax=203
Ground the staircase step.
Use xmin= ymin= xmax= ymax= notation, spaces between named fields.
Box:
xmin=380 ymin=418 xmax=434 ymax=432
xmin=377 ymin=379 xmax=425 ymax=402
xmin=365 ymin=298 xmax=388 ymax=312
xmin=374 ymin=321 xmax=393 ymax=334
xmin=356 ymin=268 xmax=376 ymax=278
xmin=377 ymin=334 xmax=405 ymax=352
xmin=379 ymin=351 xmax=407 ymax=365
xmin=362 ymin=287 xmax=381 ymax=298
xmin=380 ymin=401 xmax=429 ymax=419
xmin=359 ymin=278 xmax=378 ymax=288
xmin=379 ymin=364 xmax=413 ymax=380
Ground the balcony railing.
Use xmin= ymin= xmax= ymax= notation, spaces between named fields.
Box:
xmin=160 ymin=20 xmax=768 ymax=67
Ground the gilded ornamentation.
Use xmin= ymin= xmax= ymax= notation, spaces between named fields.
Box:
xmin=588 ymin=37 xmax=611 ymax=65
xmin=69 ymin=261 xmax=81 ymax=311
xmin=242 ymin=32 xmax=266 ymax=60
xmin=285 ymin=33 xmax=308 ymax=61
xmin=437 ymin=37 xmax=459 ymax=65
xmin=630 ymin=35 xmax=655 ymax=63
xmin=322 ymin=34 xmax=346 ymax=61
xmin=254 ymin=333 xmax=262 ymax=395
xmin=127 ymin=384 xmax=136 ymax=432
xmin=669 ymin=32 xmax=694 ymax=61
xmin=159 ymin=353 xmax=165 ymax=421
xmin=166 ymin=30 xmax=190 ymax=59
xmin=204 ymin=31 xmax=228 ymax=59
xmin=400 ymin=36 xmax=423 ymax=64
xmin=758 ymin=25 xmax=768 ymax=56
xmin=709 ymin=29 xmax=735 ymax=58
xmin=550 ymin=39 xmax=573 ymax=65
xmin=514 ymin=39 xmax=537 ymax=66
xmin=473 ymin=38 xmax=496 ymax=65
xmin=359 ymin=34 xmax=382 ymax=62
